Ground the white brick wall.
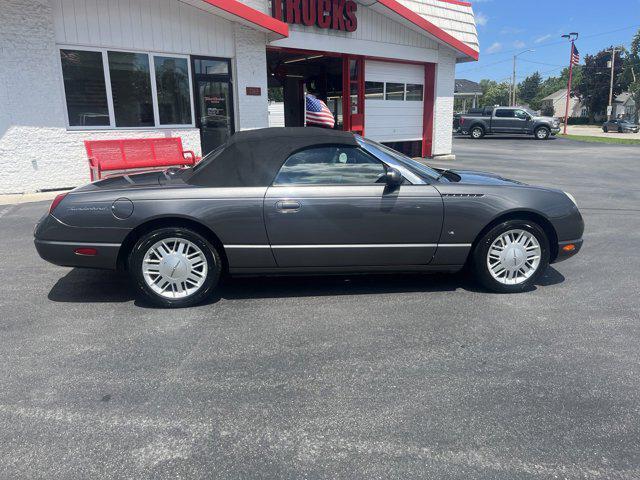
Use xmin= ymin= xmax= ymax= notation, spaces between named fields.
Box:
xmin=233 ymin=25 xmax=269 ymax=131
xmin=0 ymin=0 xmax=201 ymax=194
xmin=432 ymin=50 xmax=456 ymax=157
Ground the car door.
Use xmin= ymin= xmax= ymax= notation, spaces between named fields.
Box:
xmin=263 ymin=145 xmax=443 ymax=268
xmin=492 ymin=108 xmax=515 ymax=132
xmin=513 ymin=109 xmax=532 ymax=133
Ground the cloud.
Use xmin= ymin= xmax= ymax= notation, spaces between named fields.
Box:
xmin=534 ymin=34 xmax=553 ymax=44
xmin=486 ymin=42 xmax=502 ymax=54
xmin=500 ymin=27 xmax=525 ymax=35
xmin=475 ymin=12 xmax=488 ymax=26
xmin=513 ymin=40 xmax=526 ymax=49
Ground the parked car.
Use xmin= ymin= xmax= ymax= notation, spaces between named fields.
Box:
xmin=35 ymin=127 xmax=584 ymax=307
xmin=602 ymin=119 xmax=639 ymax=133
xmin=458 ymin=106 xmax=560 ymax=140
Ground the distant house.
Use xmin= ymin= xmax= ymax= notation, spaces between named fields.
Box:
xmin=454 ymin=79 xmax=482 ymax=113
xmin=540 ymin=89 xmax=586 ymax=118
xmin=612 ymin=92 xmax=637 ymax=123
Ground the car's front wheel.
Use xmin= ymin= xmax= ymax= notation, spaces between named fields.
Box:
xmin=129 ymin=227 xmax=221 ymax=307
xmin=603 ymin=126 xmax=608 ymax=132
xmin=534 ymin=127 xmax=550 ymax=140
xmin=472 ymin=220 xmax=550 ymax=293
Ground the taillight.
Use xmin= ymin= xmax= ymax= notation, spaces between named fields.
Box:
xmin=49 ymin=192 xmax=68 ymax=214
xmin=460 ymin=117 xmax=465 ymax=126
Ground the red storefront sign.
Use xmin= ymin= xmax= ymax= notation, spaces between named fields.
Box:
xmin=271 ymin=0 xmax=357 ymax=32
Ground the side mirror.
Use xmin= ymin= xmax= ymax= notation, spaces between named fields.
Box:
xmin=385 ymin=167 xmax=403 ymax=188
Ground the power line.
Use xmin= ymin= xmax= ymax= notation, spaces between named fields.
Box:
xmin=479 ymin=24 xmax=640 ymax=58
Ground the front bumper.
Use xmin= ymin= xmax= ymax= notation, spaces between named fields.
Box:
xmin=551 ymin=126 xmax=561 ymax=135
xmin=553 ymin=238 xmax=583 ymax=263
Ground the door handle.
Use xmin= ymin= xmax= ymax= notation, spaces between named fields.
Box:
xmin=275 ymin=200 xmax=301 ymax=212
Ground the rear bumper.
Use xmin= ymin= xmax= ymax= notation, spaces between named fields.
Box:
xmin=34 ymin=239 xmax=121 ymax=269
xmin=552 ymin=238 xmax=583 ymax=263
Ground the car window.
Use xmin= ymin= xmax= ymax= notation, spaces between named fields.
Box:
xmin=273 ymin=146 xmax=386 ymax=185
xmin=495 ymin=109 xmax=514 ymax=118
xmin=514 ymin=109 xmax=529 ymax=120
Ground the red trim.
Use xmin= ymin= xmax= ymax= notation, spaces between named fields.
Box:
xmin=199 ymin=0 xmax=289 ymax=37
xmin=437 ymin=0 xmax=472 ymax=7
xmin=376 ymin=0 xmax=478 ymax=60
xmin=422 ymin=63 xmax=436 ymax=158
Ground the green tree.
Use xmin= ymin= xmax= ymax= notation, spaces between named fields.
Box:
xmin=575 ymin=47 xmax=627 ymax=121
xmin=479 ymin=80 xmax=510 ymax=107
xmin=518 ymin=72 xmax=541 ymax=106
xmin=621 ymin=28 xmax=640 ymax=121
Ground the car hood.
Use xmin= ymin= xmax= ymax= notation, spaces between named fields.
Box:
xmin=535 ymin=115 xmax=558 ymax=124
xmin=441 ymin=169 xmax=526 ymax=186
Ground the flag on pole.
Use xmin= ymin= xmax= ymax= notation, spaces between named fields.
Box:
xmin=305 ymin=94 xmax=335 ymax=128
xmin=571 ymin=44 xmax=580 ymax=65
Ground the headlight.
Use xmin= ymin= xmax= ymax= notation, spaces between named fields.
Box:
xmin=564 ymin=191 xmax=577 ymax=207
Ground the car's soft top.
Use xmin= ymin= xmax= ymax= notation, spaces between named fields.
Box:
xmin=186 ymin=127 xmax=358 ymax=188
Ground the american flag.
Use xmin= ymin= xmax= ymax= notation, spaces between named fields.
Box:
xmin=571 ymin=44 xmax=580 ymax=65
xmin=305 ymin=94 xmax=335 ymax=128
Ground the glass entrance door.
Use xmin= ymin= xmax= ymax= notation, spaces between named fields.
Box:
xmin=191 ymin=57 xmax=234 ymax=156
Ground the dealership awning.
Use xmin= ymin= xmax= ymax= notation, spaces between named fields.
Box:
xmin=181 ymin=0 xmax=289 ymax=40
xmin=361 ymin=0 xmax=479 ymax=61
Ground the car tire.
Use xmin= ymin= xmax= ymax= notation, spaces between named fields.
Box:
xmin=470 ymin=126 xmax=484 ymax=139
xmin=128 ymin=227 xmax=222 ymax=308
xmin=603 ymin=126 xmax=608 ymax=132
xmin=618 ymin=127 xmax=623 ymax=133
xmin=472 ymin=219 xmax=550 ymax=293
xmin=534 ymin=127 xmax=550 ymax=140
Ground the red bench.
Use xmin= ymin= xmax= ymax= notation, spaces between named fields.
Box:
xmin=84 ymin=137 xmax=198 ymax=181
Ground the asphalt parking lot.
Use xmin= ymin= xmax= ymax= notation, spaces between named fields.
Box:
xmin=1 ymin=136 xmax=639 ymax=479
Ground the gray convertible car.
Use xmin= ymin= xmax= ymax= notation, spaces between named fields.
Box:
xmin=35 ymin=127 xmax=583 ymax=307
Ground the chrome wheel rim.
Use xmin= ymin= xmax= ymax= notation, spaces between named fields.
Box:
xmin=472 ymin=128 xmax=482 ymax=138
xmin=487 ymin=229 xmax=541 ymax=285
xmin=536 ymin=129 xmax=547 ymax=139
xmin=142 ymin=238 xmax=208 ymax=299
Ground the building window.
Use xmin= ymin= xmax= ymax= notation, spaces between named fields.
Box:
xmin=385 ymin=83 xmax=405 ymax=101
xmin=154 ymin=56 xmax=192 ymax=125
xmin=108 ymin=51 xmax=154 ymax=127
xmin=60 ymin=50 xmax=110 ymax=127
xmin=364 ymin=81 xmax=384 ymax=100
xmin=405 ymin=84 xmax=423 ymax=101
xmin=59 ymin=48 xmax=194 ymax=129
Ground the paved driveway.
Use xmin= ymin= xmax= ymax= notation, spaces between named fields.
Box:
xmin=1 ymin=137 xmax=639 ymax=479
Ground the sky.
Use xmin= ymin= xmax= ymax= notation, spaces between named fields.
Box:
xmin=456 ymin=0 xmax=640 ymax=83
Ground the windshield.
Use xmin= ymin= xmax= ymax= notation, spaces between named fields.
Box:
xmin=356 ymin=136 xmax=441 ymax=181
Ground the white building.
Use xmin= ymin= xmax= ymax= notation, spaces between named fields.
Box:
xmin=540 ymin=89 xmax=586 ymax=119
xmin=0 ymin=0 xmax=478 ymax=194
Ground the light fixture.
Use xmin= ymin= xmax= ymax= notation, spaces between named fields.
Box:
xmin=284 ymin=55 xmax=324 ymax=64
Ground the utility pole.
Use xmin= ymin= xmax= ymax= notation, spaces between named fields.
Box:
xmin=561 ymin=32 xmax=579 ymax=135
xmin=511 ymin=49 xmax=534 ymax=106
xmin=607 ymin=46 xmax=621 ymax=120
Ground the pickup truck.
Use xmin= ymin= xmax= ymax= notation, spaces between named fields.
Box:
xmin=457 ymin=106 xmax=560 ymax=140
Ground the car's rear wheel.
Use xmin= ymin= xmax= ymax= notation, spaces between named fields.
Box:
xmin=470 ymin=126 xmax=484 ymax=139
xmin=534 ymin=127 xmax=550 ymax=140
xmin=129 ymin=227 xmax=221 ymax=307
xmin=472 ymin=220 xmax=550 ymax=293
